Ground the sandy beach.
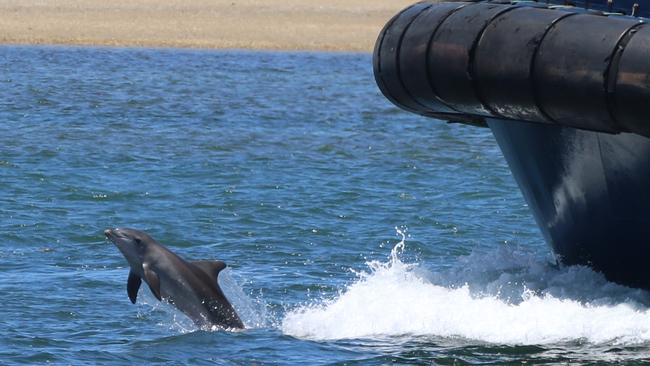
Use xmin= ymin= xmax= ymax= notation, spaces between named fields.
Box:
xmin=0 ymin=0 xmax=414 ymax=52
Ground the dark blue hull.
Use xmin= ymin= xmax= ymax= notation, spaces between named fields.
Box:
xmin=489 ymin=119 xmax=650 ymax=288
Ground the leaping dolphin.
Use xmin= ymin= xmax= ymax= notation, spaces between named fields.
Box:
xmin=104 ymin=228 xmax=244 ymax=329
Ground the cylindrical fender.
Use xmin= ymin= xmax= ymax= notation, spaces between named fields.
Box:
xmin=615 ymin=25 xmax=650 ymax=137
xmin=533 ymin=14 xmax=640 ymax=133
xmin=374 ymin=1 xmax=650 ymax=137
xmin=474 ymin=7 xmax=575 ymax=124
xmin=399 ymin=1 xmax=469 ymax=114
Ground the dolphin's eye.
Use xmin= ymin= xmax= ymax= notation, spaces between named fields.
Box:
xmin=135 ymin=238 xmax=142 ymax=245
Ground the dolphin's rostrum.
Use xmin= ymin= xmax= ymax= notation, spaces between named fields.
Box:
xmin=105 ymin=228 xmax=244 ymax=329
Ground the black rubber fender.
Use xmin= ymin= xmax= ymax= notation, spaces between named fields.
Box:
xmin=373 ymin=1 xmax=650 ymax=138
xmin=373 ymin=1 xmax=435 ymax=115
xmin=615 ymin=24 xmax=650 ymax=137
xmin=428 ymin=2 xmax=520 ymax=116
xmin=474 ymin=7 xmax=575 ymax=124
xmin=399 ymin=1 xmax=469 ymax=114
xmin=533 ymin=14 xmax=641 ymax=133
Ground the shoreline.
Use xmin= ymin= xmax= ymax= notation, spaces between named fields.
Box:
xmin=0 ymin=0 xmax=413 ymax=53
xmin=0 ymin=40 xmax=378 ymax=54
xmin=0 ymin=41 xmax=377 ymax=56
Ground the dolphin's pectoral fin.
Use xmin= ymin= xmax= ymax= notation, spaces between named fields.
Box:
xmin=142 ymin=263 xmax=162 ymax=301
xmin=191 ymin=260 xmax=227 ymax=284
xmin=127 ymin=270 xmax=142 ymax=304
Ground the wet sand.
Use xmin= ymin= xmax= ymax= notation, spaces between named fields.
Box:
xmin=0 ymin=0 xmax=414 ymax=52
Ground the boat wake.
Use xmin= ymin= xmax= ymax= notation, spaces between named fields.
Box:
xmin=281 ymin=229 xmax=650 ymax=345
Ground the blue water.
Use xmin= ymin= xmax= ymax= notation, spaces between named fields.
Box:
xmin=3 ymin=46 xmax=650 ymax=365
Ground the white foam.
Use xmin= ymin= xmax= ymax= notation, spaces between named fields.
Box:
xmin=281 ymin=230 xmax=650 ymax=345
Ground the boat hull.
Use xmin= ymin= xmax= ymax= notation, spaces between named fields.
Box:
xmin=372 ymin=0 xmax=650 ymax=289
xmin=488 ymin=118 xmax=650 ymax=288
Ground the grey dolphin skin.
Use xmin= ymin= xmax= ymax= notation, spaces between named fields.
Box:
xmin=104 ymin=228 xmax=244 ymax=329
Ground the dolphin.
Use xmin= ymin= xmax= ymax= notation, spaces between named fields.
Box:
xmin=104 ymin=227 xmax=244 ymax=329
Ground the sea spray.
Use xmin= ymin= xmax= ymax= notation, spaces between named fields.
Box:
xmin=282 ymin=231 xmax=650 ymax=345
xmin=131 ymin=290 xmax=198 ymax=334
xmin=130 ymin=268 xmax=266 ymax=332
xmin=219 ymin=268 xmax=268 ymax=328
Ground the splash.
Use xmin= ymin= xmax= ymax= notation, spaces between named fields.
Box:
xmin=281 ymin=230 xmax=650 ymax=345
xmin=134 ymin=291 xmax=198 ymax=334
xmin=134 ymin=268 xmax=266 ymax=332
xmin=219 ymin=268 xmax=268 ymax=328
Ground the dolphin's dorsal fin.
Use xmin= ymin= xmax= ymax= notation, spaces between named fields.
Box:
xmin=127 ymin=270 xmax=142 ymax=304
xmin=191 ymin=260 xmax=227 ymax=284
xmin=143 ymin=263 xmax=162 ymax=301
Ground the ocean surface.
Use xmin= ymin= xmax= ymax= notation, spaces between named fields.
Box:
xmin=2 ymin=46 xmax=650 ymax=365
